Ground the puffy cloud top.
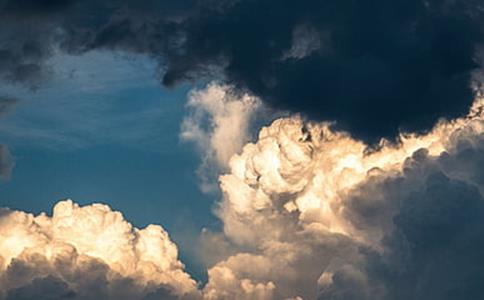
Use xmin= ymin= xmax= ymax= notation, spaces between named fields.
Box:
xmin=202 ymin=97 xmax=484 ymax=299
xmin=0 ymin=200 xmax=198 ymax=300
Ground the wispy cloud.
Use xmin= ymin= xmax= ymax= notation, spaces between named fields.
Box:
xmin=0 ymin=50 xmax=187 ymax=152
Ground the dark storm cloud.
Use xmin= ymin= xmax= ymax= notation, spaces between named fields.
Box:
xmin=326 ymin=132 xmax=484 ymax=299
xmin=0 ymin=0 xmax=483 ymax=141
xmin=0 ymin=0 xmax=195 ymax=86
xmin=163 ymin=0 xmax=484 ymax=142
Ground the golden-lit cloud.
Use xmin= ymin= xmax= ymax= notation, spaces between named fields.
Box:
xmin=203 ymin=97 xmax=484 ymax=299
xmin=0 ymin=200 xmax=198 ymax=300
xmin=219 ymin=98 xmax=483 ymax=242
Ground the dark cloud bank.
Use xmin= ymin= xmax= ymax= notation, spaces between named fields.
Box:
xmin=329 ymin=130 xmax=484 ymax=300
xmin=1 ymin=0 xmax=484 ymax=141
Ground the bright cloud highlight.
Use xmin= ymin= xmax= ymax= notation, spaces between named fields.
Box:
xmin=0 ymin=200 xmax=198 ymax=300
xmin=202 ymin=97 xmax=484 ymax=299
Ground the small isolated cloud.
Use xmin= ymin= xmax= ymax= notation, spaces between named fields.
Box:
xmin=0 ymin=145 xmax=13 ymax=180
xmin=0 ymin=96 xmax=17 ymax=117
xmin=0 ymin=96 xmax=17 ymax=179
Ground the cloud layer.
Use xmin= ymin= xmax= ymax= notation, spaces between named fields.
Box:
xmin=1 ymin=0 xmax=483 ymax=141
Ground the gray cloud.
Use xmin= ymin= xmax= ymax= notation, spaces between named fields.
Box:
xmin=6 ymin=276 xmax=76 ymax=300
xmin=325 ymin=131 xmax=484 ymax=299
xmin=0 ymin=96 xmax=16 ymax=179
xmin=1 ymin=255 xmax=182 ymax=300
xmin=0 ymin=145 xmax=13 ymax=179
xmin=0 ymin=96 xmax=17 ymax=116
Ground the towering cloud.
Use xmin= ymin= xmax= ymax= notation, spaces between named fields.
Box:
xmin=1 ymin=0 xmax=483 ymax=141
xmin=0 ymin=200 xmax=199 ymax=300
xmin=201 ymin=97 xmax=484 ymax=299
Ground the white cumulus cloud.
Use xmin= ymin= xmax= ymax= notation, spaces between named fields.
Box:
xmin=0 ymin=200 xmax=199 ymax=300
xmin=201 ymin=97 xmax=484 ymax=299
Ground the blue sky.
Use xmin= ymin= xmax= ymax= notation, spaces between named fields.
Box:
xmin=0 ymin=50 xmax=217 ymax=281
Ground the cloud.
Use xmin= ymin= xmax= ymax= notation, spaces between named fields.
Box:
xmin=3 ymin=1 xmax=484 ymax=298
xmin=180 ymin=83 xmax=261 ymax=192
xmin=1 ymin=0 xmax=483 ymax=141
xmin=0 ymin=200 xmax=199 ymax=300
xmin=199 ymin=97 xmax=484 ymax=299
xmin=320 ymin=134 xmax=484 ymax=300
xmin=0 ymin=145 xmax=13 ymax=180
xmin=0 ymin=0 xmax=193 ymax=88
xmin=5 ymin=275 xmax=76 ymax=300
xmin=0 ymin=96 xmax=17 ymax=117
xmin=0 ymin=96 xmax=17 ymax=179
xmin=2 ymin=97 xmax=484 ymax=299
xmin=161 ymin=0 xmax=484 ymax=142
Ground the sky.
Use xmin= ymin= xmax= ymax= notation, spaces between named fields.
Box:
xmin=1 ymin=1 xmax=484 ymax=300
xmin=0 ymin=51 xmax=218 ymax=280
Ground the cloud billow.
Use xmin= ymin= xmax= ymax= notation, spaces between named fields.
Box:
xmin=327 ymin=139 xmax=484 ymax=300
xmin=0 ymin=200 xmax=199 ymax=300
xmin=201 ymin=98 xmax=484 ymax=299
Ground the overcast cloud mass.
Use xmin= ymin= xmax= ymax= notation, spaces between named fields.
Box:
xmin=1 ymin=0 xmax=484 ymax=141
